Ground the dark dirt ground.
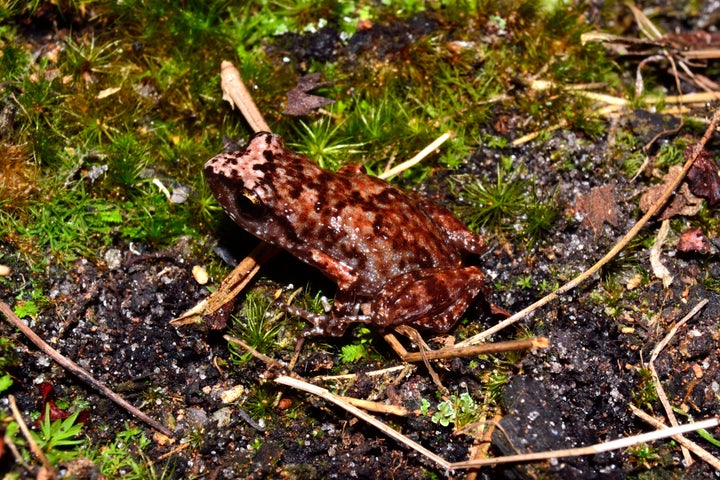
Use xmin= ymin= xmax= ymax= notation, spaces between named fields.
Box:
xmin=3 ymin=3 xmax=720 ymax=480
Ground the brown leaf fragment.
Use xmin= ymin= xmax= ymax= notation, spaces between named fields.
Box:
xmin=639 ymin=165 xmax=703 ymax=220
xmin=283 ymin=73 xmax=335 ymax=116
xmin=686 ymin=147 xmax=720 ymax=205
xmin=678 ymin=227 xmax=712 ymax=255
xmin=575 ymin=184 xmax=618 ymax=232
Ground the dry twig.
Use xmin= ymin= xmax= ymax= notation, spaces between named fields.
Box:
xmin=388 ymin=335 xmax=548 ymax=363
xmin=220 ymin=60 xmax=270 ymax=132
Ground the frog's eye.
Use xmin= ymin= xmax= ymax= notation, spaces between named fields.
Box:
xmin=236 ymin=189 xmax=265 ymax=217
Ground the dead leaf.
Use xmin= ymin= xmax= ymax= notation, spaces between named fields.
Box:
xmin=283 ymin=73 xmax=335 ymax=116
xmin=649 ymin=219 xmax=673 ymax=288
xmin=686 ymin=147 xmax=720 ymax=205
xmin=678 ymin=227 xmax=712 ymax=255
xmin=639 ymin=165 xmax=703 ymax=219
xmin=575 ymin=184 xmax=618 ymax=232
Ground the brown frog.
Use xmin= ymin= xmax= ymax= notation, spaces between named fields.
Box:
xmin=205 ymin=132 xmax=490 ymax=336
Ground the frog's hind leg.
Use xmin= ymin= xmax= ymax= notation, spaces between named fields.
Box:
xmin=372 ymin=266 xmax=489 ymax=333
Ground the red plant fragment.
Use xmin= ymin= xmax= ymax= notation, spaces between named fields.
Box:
xmin=678 ymin=227 xmax=712 ymax=255
xmin=36 ymin=382 xmax=89 ymax=425
xmin=686 ymin=147 xmax=720 ymax=205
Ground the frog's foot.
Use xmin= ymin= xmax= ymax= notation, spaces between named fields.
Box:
xmin=372 ymin=266 xmax=488 ymax=333
xmin=281 ymin=303 xmax=371 ymax=337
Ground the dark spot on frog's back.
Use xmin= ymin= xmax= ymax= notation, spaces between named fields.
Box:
xmin=263 ymin=150 xmax=274 ymax=161
xmin=372 ymin=188 xmax=397 ymax=206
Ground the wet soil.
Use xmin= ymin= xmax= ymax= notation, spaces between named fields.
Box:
xmin=3 ymin=5 xmax=720 ymax=480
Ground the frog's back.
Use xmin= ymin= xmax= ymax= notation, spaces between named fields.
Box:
xmin=282 ymin=168 xmax=465 ymax=294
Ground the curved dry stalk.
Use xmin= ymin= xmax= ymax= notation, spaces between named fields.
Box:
xmin=458 ymin=107 xmax=720 ymax=347
xmin=0 ymin=301 xmax=173 ymax=437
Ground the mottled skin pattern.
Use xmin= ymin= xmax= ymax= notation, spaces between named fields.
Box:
xmin=205 ymin=132 xmax=489 ymax=336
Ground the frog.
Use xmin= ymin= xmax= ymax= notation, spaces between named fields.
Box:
xmin=204 ymin=131 xmax=491 ymax=336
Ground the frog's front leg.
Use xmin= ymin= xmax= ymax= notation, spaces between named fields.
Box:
xmin=371 ymin=266 xmax=488 ymax=333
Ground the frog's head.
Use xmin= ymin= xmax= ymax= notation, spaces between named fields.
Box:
xmin=204 ymin=132 xmax=286 ymax=228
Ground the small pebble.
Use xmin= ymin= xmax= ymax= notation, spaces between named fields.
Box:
xmin=192 ymin=265 xmax=209 ymax=285
xmin=0 ymin=265 xmax=10 ymax=276
xmin=104 ymin=249 xmax=122 ymax=270
xmin=220 ymin=384 xmax=245 ymax=404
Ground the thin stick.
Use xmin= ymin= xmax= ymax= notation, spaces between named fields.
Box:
xmin=458 ymin=108 xmax=720 ymax=347
xmin=379 ymin=132 xmax=451 ymax=180
xmin=8 ymin=394 xmax=55 ymax=479
xmin=336 ymin=396 xmax=409 ymax=416
xmin=647 ymin=299 xmax=709 ymax=465
xmin=630 ymin=404 xmax=720 ymax=471
xmin=274 ymin=374 xmax=452 ymax=470
xmin=0 ymin=301 xmax=173 ymax=437
xmin=220 ymin=60 xmax=270 ymax=133
xmin=171 ymin=243 xmax=279 ymax=324
xmin=397 ymin=337 xmax=548 ymax=363
xmin=449 ymin=418 xmax=718 ymax=469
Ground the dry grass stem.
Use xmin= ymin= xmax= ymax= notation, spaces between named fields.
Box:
xmin=0 ymin=301 xmax=173 ymax=437
xmin=337 ymin=396 xmax=409 ymax=416
xmin=378 ymin=132 xmax=451 ymax=180
xmin=457 ymin=108 xmax=720 ymax=347
xmin=630 ymin=404 xmax=720 ymax=471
